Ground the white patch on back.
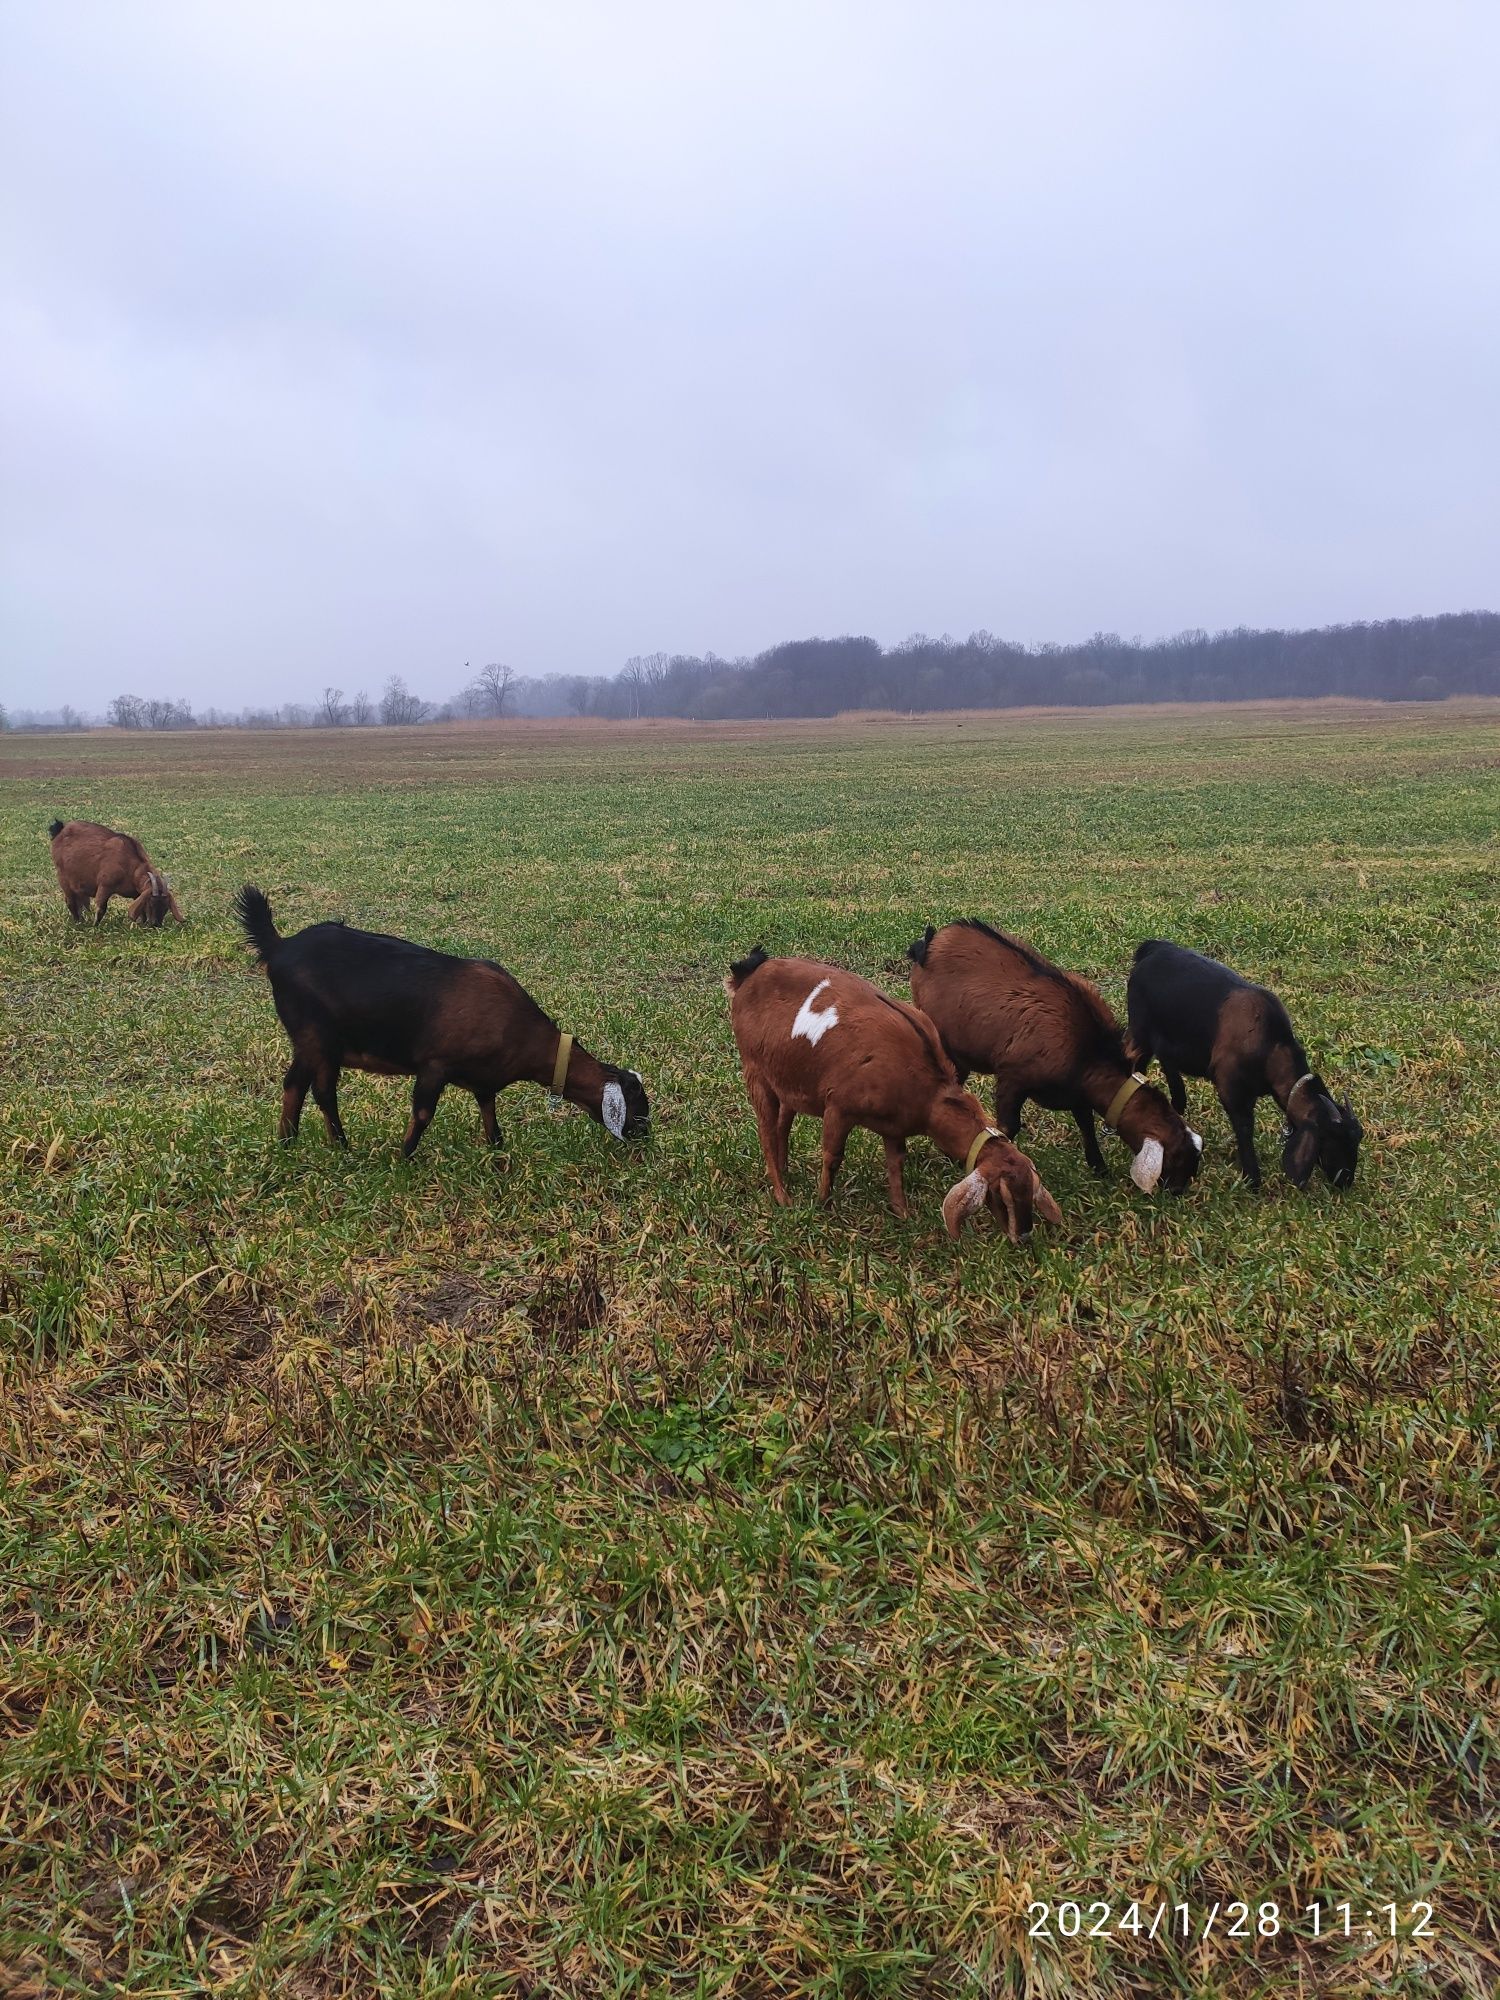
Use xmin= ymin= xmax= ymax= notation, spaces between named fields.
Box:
xmin=791 ymin=979 xmax=840 ymax=1047
xmin=1130 ymin=1138 xmax=1165 ymax=1193
xmin=601 ymin=1081 xmax=627 ymax=1137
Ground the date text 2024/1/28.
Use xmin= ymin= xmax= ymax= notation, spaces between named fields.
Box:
xmin=1026 ymin=1901 xmax=1436 ymax=1945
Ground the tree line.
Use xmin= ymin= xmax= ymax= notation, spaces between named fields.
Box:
xmin=4 ymin=611 xmax=1495 ymax=731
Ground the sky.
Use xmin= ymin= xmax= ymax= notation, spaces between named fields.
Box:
xmin=2 ymin=1 xmax=1497 ymax=714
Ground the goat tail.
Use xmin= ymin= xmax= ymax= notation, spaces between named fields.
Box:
xmin=235 ymin=884 xmax=281 ymax=964
xmin=726 ymin=945 xmax=769 ymax=993
xmin=1132 ymin=938 xmax=1170 ymax=964
xmin=906 ymin=924 xmax=935 ymax=967
xmin=47 ymin=818 xmax=64 ymax=839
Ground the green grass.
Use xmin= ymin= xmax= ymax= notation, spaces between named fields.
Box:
xmin=1 ymin=701 xmax=1496 ymax=1998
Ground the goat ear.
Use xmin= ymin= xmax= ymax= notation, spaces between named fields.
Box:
xmin=1130 ymin=1137 xmax=1165 ymax=1193
xmin=1031 ymin=1173 xmax=1063 ymax=1226
xmin=941 ymin=1169 xmax=988 ymax=1239
xmin=1283 ymin=1124 xmax=1319 ymax=1187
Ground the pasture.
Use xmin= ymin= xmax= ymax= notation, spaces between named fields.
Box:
xmin=1 ymin=701 xmax=1496 ymax=1997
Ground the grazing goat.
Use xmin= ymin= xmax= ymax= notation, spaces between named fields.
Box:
xmin=726 ymin=948 xmax=1062 ymax=1242
xmin=1126 ymin=939 xmax=1362 ymax=1189
xmin=48 ymin=819 xmax=183 ymax=926
xmin=236 ymin=886 xmax=649 ymax=1156
xmin=908 ymin=920 xmax=1202 ymax=1194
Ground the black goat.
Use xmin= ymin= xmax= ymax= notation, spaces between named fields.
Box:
xmin=1126 ymin=939 xmax=1362 ymax=1189
xmin=236 ymin=887 xmax=649 ymax=1155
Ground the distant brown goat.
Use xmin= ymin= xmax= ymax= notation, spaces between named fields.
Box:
xmin=726 ymin=948 xmax=1062 ymax=1242
xmin=48 ymin=819 xmax=183 ymax=926
xmin=908 ymin=920 xmax=1202 ymax=1194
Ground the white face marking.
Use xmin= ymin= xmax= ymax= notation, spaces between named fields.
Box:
xmin=601 ymin=1081 xmax=627 ymax=1137
xmin=1188 ymin=1127 xmax=1204 ymax=1152
xmin=791 ymin=978 xmax=840 ymax=1047
xmin=1130 ymin=1137 xmax=1165 ymax=1193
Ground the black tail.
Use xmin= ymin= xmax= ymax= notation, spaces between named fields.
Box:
xmin=906 ymin=924 xmax=935 ymax=967
xmin=48 ymin=819 xmax=64 ymax=839
xmin=1132 ymin=938 xmax=1170 ymax=965
xmin=727 ymin=945 xmax=769 ymax=988
xmin=235 ymin=884 xmax=281 ymax=964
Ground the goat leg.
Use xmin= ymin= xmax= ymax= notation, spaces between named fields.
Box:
xmin=748 ymin=1082 xmax=789 ymax=1204
xmin=818 ymin=1106 xmax=852 ymax=1203
xmin=883 ymin=1137 xmax=908 ymax=1217
xmin=1222 ymin=1093 xmax=1261 ymax=1188
xmin=402 ymin=1069 xmax=445 ymax=1157
xmin=1072 ymin=1105 xmax=1109 ymax=1176
xmin=279 ymin=1061 xmax=311 ymax=1141
xmin=313 ymin=1066 xmax=348 ymax=1149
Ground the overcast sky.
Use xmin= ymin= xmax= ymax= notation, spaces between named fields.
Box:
xmin=3 ymin=2 xmax=1497 ymax=712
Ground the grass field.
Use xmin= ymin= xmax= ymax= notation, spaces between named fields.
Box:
xmin=1 ymin=701 xmax=1497 ymax=1998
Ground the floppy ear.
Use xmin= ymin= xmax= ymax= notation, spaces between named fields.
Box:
xmin=1130 ymin=1137 xmax=1165 ymax=1193
xmin=1031 ymin=1173 xmax=1063 ymax=1226
xmin=941 ymin=1169 xmax=988 ymax=1239
xmin=1283 ymin=1124 xmax=1319 ymax=1187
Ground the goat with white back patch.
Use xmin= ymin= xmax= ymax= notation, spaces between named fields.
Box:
xmin=1126 ymin=938 xmax=1361 ymax=1190
xmin=726 ymin=948 xmax=1062 ymax=1242
xmin=236 ymin=886 xmax=649 ymax=1156
xmin=908 ymin=920 xmax=1202 ymax=1194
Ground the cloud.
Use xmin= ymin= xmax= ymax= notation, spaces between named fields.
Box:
xmin=3 ymin=0 xmax=1497 ymax=710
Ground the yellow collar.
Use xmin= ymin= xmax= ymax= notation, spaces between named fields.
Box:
xmin=1104 ymin=1072 xmax=1147 ymax=1131
xmin=965 ymin=1127 xmax=1001 ymax=1174
xmin=551 ymin=1031 xmax=574 ymax=1097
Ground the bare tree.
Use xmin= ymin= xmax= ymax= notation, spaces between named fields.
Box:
xmin=619 ymin=652 xmax=669 ymax=718
xmin=381 ymin=675 xmax=432 ymax=726
xmin=320 ymin=687 xmax=348 ymax=727
xmin=109 ymin=694 xmax=146 ymax=729
xmin=618 ymin=657 xmax=646 ymax=718
xmin=474 ymin=661 xmax=516 ymax=716
xmin=349 ymin=689 xmax=372 ymax=726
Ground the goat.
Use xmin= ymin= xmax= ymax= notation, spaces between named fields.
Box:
xmin=48 ymin=818 xmax=183 ymax=926
xmin=1126 ymin=938 xmax=1362 ymax=1189
xmin=908 ymin=920 xmax=1202 ymax=1194
xmin=236 ymin=886 xmax=649 ymax=1156
xmin=725 ymin=948 xmax=1062 ymax=1242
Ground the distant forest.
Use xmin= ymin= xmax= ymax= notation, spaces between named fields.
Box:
xmin=6 ymin=610 xmax=1497 ymax=732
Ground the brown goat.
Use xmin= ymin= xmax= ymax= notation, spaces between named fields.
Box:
xmin=48 ymin=819 xmax=183 ymax=926
xmin=908 ymin=921 xmax=1202 ymax=1194
xmin=726 ymin=948 xmax=1062 ymax=1242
